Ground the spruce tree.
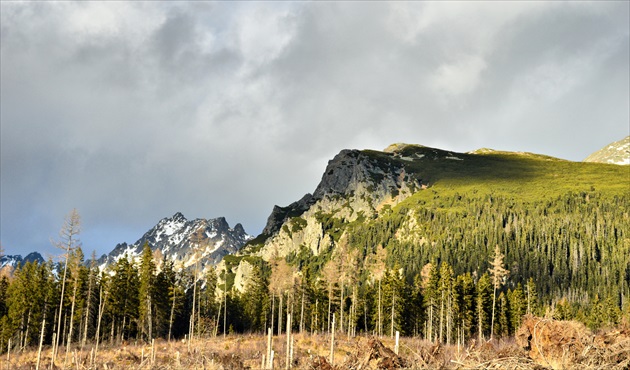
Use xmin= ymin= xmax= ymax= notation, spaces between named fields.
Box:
xmin=138 ymin=242 xmax=156 ymax=341
xmin=476 ymin=273 xmax=492 ymax=342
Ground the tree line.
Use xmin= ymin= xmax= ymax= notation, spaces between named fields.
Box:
xmin=1 ymin=188 xmax=628 ymax=358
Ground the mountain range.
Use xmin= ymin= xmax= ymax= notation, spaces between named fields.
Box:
xmin=2 ymin=137 xmax=627 ymax=277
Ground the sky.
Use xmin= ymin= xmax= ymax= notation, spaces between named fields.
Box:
xmin=1 ymin=1 xmax=629 ymax=258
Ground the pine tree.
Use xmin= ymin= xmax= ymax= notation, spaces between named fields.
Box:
xmin=455 ymin=273 xmax=475 ymax=343
xmin=525 ymin=277 xmax=538 ymax=315
xmin=496 ymin=292 xmax=509 ymax=337
xmin=422 ymin=262 xmax=439 ymax=342
xmin=244 ymin=261 xmax=269 ymax=333
xmin=108 ymin=255 xmax=139 ymax=343
xmin=138 ymin=242 xmax=156 ymax=341
xmin=410 ymin=273 xmax=425 ymax=337
xmin=438 ymin=262 xmax=454 ymax=344
xmin=476 ymin=273 xmax=492 ymax=342
xmin=81 ymin=252 xmax=98 ymax=350
xmin=507 ymin=284 xmax=526 ymax=335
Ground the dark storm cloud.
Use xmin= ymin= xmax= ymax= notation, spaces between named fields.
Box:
xmin=1 ymin=2 xmax=628 ymax=257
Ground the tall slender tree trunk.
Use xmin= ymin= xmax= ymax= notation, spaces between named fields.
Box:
xmin=65 ymin=277 xmax=79 ymax=364
xmin=190 ymin=272 xmax=197 ymax=342
xmin=327 ymin=287 xmax=332 ymax=334
xmin=278 ymin=293 xmax=283 ymax=336
xmin=81 ymin=268 xmax=94 ymax=351
xmin=94 ymin=286 xmax=106 ymax=357
xmin=147 ymin=295 xmax=153 ymax=341
xmin=53 ymin=260 xmax=68 ymax=363
xmin=428 ymin=300 xmax=433 ymax=342
xmin=491 ymin=285 xmax=497 ymax=340
xmin=52 ymin=209 xmax=80 ymax=365
xmin=270 ymin=293 xmax=275 ymax=337
xmin=214 ymin=297 xmax=222 ymax=338
xmin=223 ymin=274 xmax=227 ymax=338
xmin=439 ymin=290 xmax=444 ymax=343
xmin=340 ymin=283 xmax=344 ymax=334
xmin=36 ymin=315 xmax=46 ymax=370
xmin=477 ymin=296 xmax=483 ymax=342
xmin=168 ymin=285 xmax=176 ymax=342
xmin=299 ymin=290 xmax=305 ymax=334
xmin=378 ymin=279 xmax=382 ymax=337
xmin=391 ymin=291 xmax=395 ymax=338
xmin=23 ymin=310 xmax=31 ymax=349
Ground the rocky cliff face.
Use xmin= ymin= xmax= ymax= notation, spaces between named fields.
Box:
xmin=100 ymin=212 xmax=252 ymax=271
xmin=229 ymin=144 xmax=431 ymax=290
xmin=261 ymin=146 xmax=425 ymax=238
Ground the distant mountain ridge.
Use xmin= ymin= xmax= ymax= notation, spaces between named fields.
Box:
xmin=584 ymin=136 xmax=630 ymax=165
xmin=98 ymin=212 xmax=252 ymax=271
xmin=0 ymin=252 xmax=44 ymax=269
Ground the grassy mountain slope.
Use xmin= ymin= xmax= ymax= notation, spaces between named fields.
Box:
xmin=231 ymin=143 xmax=629 ymax=308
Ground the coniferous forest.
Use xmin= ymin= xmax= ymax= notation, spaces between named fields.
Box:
xmin=1 ymin=188 xmax=628 ymax=351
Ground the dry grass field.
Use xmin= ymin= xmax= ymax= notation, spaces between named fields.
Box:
xmin=3 ymin=316 xmax=629 ymax=369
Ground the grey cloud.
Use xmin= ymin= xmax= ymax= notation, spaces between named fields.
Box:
xmin=1 ymin=2 xmax=628 ymax=257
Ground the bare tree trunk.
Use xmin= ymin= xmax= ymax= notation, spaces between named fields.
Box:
xmin=491 ymin=284 xmax=497 ymax=340
xmin=340 ymin=283 xmax=344 ymax=334
xmin=477 ymin=296 xmax=483 ymax=342
xmin=428 ymin=300 xmax=433 ymax=342
xmin=278 ymin=293 xmax=283 ymax=337
xmin=36 ymin=314 xmax=46 ymax=370
xmin=223 ymin=274 xmax=227 ymax=338
xmin=314 ymin=299 xmax=318 ymax=335
xmin=299 ymin=290 xmax=305 ymax=334
xmin=439 ymin=290 xmax=444 ymax=343
xmin=23 ymin=309 xmax=31 ymax=349
xmin=327 ymin=287 xmax=332 ymax=334
xmin=329 ymin=314 xmax=335 ymax=365
xmin=378 ymin=279 xmax=382 ymax=337
xmin=94 ymin=286 xmax=107 ymax=358
xmin=214 ymin=296 xmax=222 ymax=338
xmin=190 ymin=271 xmax=197 ymax=342
xmin=109 ymin=318 xmax=115 ymax=345
xmin=65 ymin=277 xmax=79 ymax=365
xmin=447 ymin=292 xmax=452 ymax=345
xmin=391 ymin=291 xmax=395 ymax=338
xmin=270 ymin=293 xmax=275 ymax=337
xmin=81 ymin=264 xmax=95 ymax=351
xmin=168 ymin=285 xmax=176 ymax=342
xmin=148 ymin=295 xmax=153 ymax=341
xmin=52 ymin=209 xmax=80 ymax=366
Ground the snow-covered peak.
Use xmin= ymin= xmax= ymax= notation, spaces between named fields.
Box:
xmin=99 ymin=213 xmax=253 ymax=271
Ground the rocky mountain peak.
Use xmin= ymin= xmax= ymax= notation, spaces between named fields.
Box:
xmin=260 ymin=146 xmax=425 ymax=239
xmin=0 ymin=252 xmax=44 ymax=268
xmin=99 ymin=213 xmax=252 ymax=271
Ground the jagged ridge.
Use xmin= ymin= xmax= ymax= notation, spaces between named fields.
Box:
xmin=100 ymin=212 xmax=252 ymax=270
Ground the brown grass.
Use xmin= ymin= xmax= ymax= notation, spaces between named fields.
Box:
xmin=3 ymin=322 xmax=628 ymax=369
